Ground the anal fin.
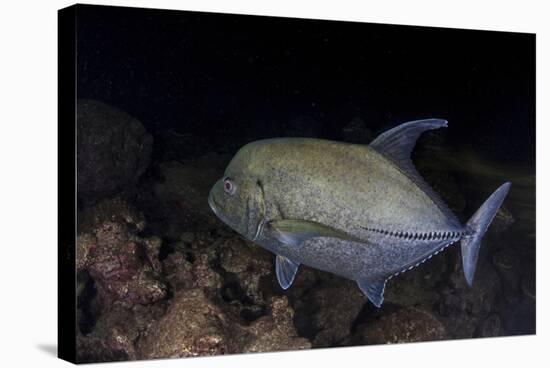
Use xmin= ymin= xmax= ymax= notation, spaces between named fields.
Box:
xmin=357 ymin=277 xmax=388 ymax=308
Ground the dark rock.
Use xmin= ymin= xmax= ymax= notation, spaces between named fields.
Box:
xmin=137 ymin=289 xmax=310 ymax=359
xmin=77 ymin=306 xmax=140 ymax=362
xmin=219 ymin=237 xmax=273 ymax=306
xmin=77 ymin=270 xmax=102 ymax=335
xmin=492 ymin=248 xmax=521 ymax=303
xmin=77 ymin=333 xmax=127 ymax=363
xmin=143 ymin=236 xmax=163 ymax=274
xmin=439 ymin=259 xmax=501 ymax=338
xmin=77 ymin=198 xmax=167 ymax=309
xmin=497 ymin=269 xmax=536 ymax=335
xmin=354 ymin=307 xmax=447 ymax=344
xmin=162 ymin=252 xmax=194 ymax=291
xmin=78 ymin=197 xmax=146 ymax=236
xmin=292 ymin=278 xmax=365 ymax=347
xmin=521 ymin=271 xmax=536 ymax=301
xmin=77 ymin=99 xmax=153 ymax=201
xmin=312 ymin=285 xmax=365 ymax=347
xmin=492 ymin=205 xmax=515 ymax=233
xmin=165 ymin=234 xmax=274 ymax=322
xmin=137 ymin=289 xmax=243 ymax=359
xmin=192 ymin=253 xmax=223 ymax=290
xmin=179 ymin=232 xmax=196 ymax=244
xmin=499 ymin=297 xmax=536 ymax=335
xmin=76 ymin=233 xmax=95 ymax=271
xmin=284 ymin=265 xmax=325 ymax=304
xmin=162 ymin=231 xmax=272 ymax=318
xmin=243 ymin=296 xmax=311 ymax=352
xmin=76 ymin=303 xmax=166 ymax=363
xmin=492 ymin=248 xmax=520 ymax=272
xmin=476 ymin=313 xmax=502 ymax=337
xmin=133 ymin=229 xmax=311 ymax=359
xmin=219 ymin=238 xmax=260 ymax=274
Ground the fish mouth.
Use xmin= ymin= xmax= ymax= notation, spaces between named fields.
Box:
xmin=209 ymin=191 xmax=265 ymax=241
xmin=208 ymin=193 xmax=232 ymax=227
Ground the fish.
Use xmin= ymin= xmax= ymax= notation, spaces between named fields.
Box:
xmin=208 ymin=119 xmax=511 ymax=307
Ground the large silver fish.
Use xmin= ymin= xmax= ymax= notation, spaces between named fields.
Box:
xmin=208 ymin=119 xmax=510 ymax=307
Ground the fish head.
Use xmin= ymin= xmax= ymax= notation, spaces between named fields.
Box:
xmin=208 ymin=143 xmax=266 ymax=240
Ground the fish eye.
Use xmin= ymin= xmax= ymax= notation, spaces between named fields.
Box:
xmin=223 ymin=177 xmax=236 ymax=195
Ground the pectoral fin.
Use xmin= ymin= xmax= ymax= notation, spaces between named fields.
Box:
xmin=269 ymin=219 xmax=361 ymax=247
xmin=275 ymin=255 xmax=300 ymax=290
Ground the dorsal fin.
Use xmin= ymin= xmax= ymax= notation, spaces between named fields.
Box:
xmin=370 ymin=119 xmax=460 ymax=226
xmin=370 ymin=119 xmax=447 ymax=164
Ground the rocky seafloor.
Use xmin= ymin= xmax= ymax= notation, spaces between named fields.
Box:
xmin=75 ymin=100 xmax=535 ymax=363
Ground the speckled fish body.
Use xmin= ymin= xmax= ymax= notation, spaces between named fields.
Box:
xmin=208 ymin=119 xmax=511 ymax=307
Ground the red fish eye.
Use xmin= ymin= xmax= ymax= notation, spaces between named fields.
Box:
xmin=223 ymin=178 xmax=235 ymax=194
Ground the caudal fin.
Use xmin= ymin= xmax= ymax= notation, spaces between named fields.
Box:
xmin=461 ymin=182 xmax=511 ymax=286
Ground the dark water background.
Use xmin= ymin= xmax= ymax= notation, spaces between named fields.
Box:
xmin=76 ymin=4 xmax=534 ymax=164
xmin=74 ymin=4 xmax=535 ymax=362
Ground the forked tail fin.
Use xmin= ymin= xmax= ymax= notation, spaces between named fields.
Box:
xmin=461 ymin=182 xmax=511 ymax=286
